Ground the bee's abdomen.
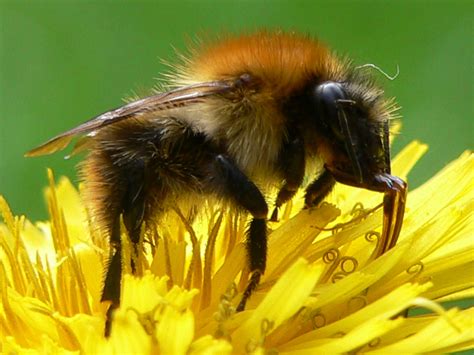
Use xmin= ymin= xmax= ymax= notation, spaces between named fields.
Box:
xmin=80 ymin=117 xmax=221 ymax=234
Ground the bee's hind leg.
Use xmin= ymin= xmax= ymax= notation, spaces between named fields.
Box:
xmin=101 ymin=220 xmax=122 ymax=337
xmin=101 ymin=161 xmax=147 ymax=337
xmin=121 ymin=163 xmax=147 ymax=272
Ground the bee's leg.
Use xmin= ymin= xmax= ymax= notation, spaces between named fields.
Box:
xmin=102 ymin=163 xmax=146 ymax=337
xmin=101 ymin=214 xmax=123 ymax=337
xmin=121 ymin=164 xmax=147 ymax=272
xmin=325 ymin=167 xmax=407 ymax=257
xmin=304 ymin=169 xmax=336 ymax=208
xmin=237 ymin=218 xmax=267 ymax=311
xmin=372 ymin=174 xmax=407 ymax=256
xmin=270 ymin=135 xmax=305 ymax=221
xmin=211 ymin=155 xmax=268 ymax=311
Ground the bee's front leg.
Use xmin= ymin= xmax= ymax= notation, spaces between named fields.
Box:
xmin=304 ymin=169 xmax=336 ymax=209
xmin=326 ymin=166 xmax=407 ymax=258
xmin=270 ymin=133 xmax=305 ymax=222
xmin=373 ymin=174 xmax=407 ymax=256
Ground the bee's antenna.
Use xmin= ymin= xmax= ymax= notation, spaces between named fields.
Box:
xmin=355 ymin=63 xmax=400 ymax=81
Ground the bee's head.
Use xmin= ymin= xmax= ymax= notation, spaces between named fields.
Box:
xmin=312 ymin=79 xmax=392 ymax=188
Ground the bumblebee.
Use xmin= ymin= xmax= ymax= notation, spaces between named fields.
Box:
xmin=26 ymin=31 xmax=407 ymax=336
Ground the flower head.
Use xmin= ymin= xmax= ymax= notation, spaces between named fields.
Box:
xmin=1 ymin=141 xmax=473 ymax=353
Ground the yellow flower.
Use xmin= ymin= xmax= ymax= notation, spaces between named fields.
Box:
xmin=1 ymin=141 xmax=473 ymax=354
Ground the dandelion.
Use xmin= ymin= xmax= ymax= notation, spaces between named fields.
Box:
xmin=1 ymin=141 xmax=473 ymax=354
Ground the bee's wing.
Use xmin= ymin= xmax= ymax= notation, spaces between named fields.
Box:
xmin=25 ymin=80 xmax=234 ymax=157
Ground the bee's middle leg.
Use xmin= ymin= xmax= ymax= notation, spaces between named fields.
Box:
xmin=211 ymin=154 xmax=268 ymax=311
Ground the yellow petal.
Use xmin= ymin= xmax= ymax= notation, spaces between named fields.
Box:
xmin=121 ymin=273 xmax=169 ymax=314
xmin=101 ymin=309 xmax=151 ymax=354
xmin=189 ymin=335 xmax=232 ymax=355
xmin=156 ymin=307 xmax=195 ymax=354
xmin=265 ymin=203 xmax=340 ymax=279
xmin=368 ymin=308 xmax=474 ymax=353
xmin=231 ymin=258 xmax=323 ymax=351
xmin=282 ymin=317 xmax=404 ymax=354
xmin=282 ymin=282 xmax=432 ymax=348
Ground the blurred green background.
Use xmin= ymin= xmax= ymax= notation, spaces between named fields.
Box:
xmin=0 ymin=0 xmax=472 ymax=221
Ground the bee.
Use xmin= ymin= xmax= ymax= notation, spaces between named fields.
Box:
xmin=26 ymin=31 xmax=407 ymax=336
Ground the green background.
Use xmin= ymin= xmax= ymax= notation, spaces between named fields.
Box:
xmin=0 ymin=1 xmax=473 ymax=351
xmin=1 ymin=0 xmax=472 ymax=221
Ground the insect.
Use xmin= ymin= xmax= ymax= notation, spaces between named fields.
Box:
xmin=26 ymin=31 xmax=407 ymax=336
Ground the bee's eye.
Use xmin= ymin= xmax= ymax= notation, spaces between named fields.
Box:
xmin=314 ymin=81 xmax=347 ymax=121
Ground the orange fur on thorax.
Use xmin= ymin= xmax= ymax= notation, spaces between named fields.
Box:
xmin=183 ymin=32 xmax=343 ymax=97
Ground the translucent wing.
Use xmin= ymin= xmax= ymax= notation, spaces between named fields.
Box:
xmin=25 ymin=80 xmax=235 ymax=157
